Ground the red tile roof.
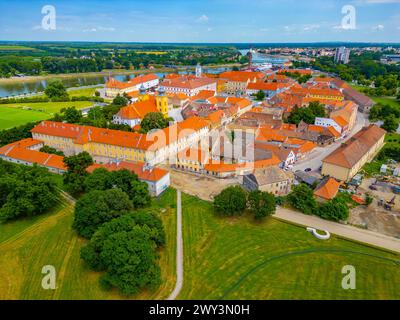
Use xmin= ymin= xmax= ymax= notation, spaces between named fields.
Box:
xmin=106 ymin=74 xmax=158 ymax=89
xmin=87 ymin=161 xmax=169 ymax=182
xmin=314 ymin=178 xmax=341 ymax=200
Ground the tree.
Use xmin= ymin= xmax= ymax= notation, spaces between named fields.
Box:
xmin=140 ymin=112 xmax=170 ymax=133
xmin=39 ymin=145 xmax=65 ymax=156
xmin=81 ymin=224 xmax=161 ymax=295
xmin=85 ymin=168 xmax=151 ymax=208
xmin=59 ymin=107 xmax=83 ymax=124
xmin=45 ymin=79 xmax=69 ymax=100
xmin=213 ymin=186 xmax=247 ymax=216
xmin=287 ymin=184 xmax=317 ymax=215
xmin=0 ymin=163 xmax=59 ymax=222
xmin=63 ymin=152 xmax=94 ymax=195
xmin=317 ymin=197 xmax=349 ymax=221
xmin=81 ymin=211 xmax=165 ymax=269
xmin=381 ymin=115 xmax=398 ymax=133
xmin=80 ymin=212 xmax=164 ymax=294
xmin=287 ymin=102 xmax=326 ymax=125
xmin=255 ymin=90 xmax=265 ymax=101
xmin=73 ymin=188 xmax=133 ymax=238
xmin=112 ymin=94 xmax=128 ymax=107
xmin=247 ymin=190 xmax=276 ymax=219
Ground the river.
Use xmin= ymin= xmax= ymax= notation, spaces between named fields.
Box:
xmin=0 ymin=66 xmax=231 ymax=98
xmin=239 ymin=49 xmax=289 ymax=65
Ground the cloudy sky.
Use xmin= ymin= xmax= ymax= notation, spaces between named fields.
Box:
xmin=0 ymin=0 xmax=399 ymax=43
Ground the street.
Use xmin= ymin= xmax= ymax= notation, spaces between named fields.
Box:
xmin=293 ymin=111 xmax=369 ymax=172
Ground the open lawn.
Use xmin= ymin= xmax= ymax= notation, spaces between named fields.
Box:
xmin=179 ymin=193 xmax=400 ymax=300
xmin=0 ymin=101 xmax=93 ymax=130
xmin=0 ymin=188 xmax=177 ymax=300
xmin=68 ymin=86 xmax=102 ymax=97
xmin=0 ymin=107 xmax=51 ymax=129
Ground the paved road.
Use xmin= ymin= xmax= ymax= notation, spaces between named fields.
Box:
xmin=167 ymin=190 xmax=183 ymax=300
xmin=275 ymin=207 xmax=400 ymax=253
xmin=293 ymin=111 xmax=369 ymax=172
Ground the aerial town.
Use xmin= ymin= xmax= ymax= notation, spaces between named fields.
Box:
xmin=0 ymin=0 xmax=399 ymax=307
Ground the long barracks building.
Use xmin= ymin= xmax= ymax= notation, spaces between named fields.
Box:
xmin=31 ymin=117 xmax=210 ymax=166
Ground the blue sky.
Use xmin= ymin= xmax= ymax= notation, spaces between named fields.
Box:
xmin=0 ymin=0 xmax=399 ymax=43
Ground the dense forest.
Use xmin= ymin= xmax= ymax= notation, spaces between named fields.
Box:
xmin=0 ymin=43 xmax=243 ymax=77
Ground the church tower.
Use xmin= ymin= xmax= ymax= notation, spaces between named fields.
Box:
xmin=137 ymin=84 xmax=149 ymax=102
xmin=195 ymin=63 xmax=202 ymax=78
xmin=156 ymin=86 xmax=169 ymax=117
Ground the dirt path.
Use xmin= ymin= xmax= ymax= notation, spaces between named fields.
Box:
xmin=275 ymin=207 xmax=400 ymax=253
xmin=167 ymin=190 xmax=183 ymax=300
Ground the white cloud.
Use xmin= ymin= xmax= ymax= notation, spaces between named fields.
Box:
xmin=83 ymin=26 xmax=115 ymax=32
xmin=372 ymin=24 xmax=385 ymax=30
xmin=196 ymin=14 xmax=209 ymax=23
xmin=207 ymin=27 xmax=213 ymax=32
xmin=303 ymin=24 xmax=320 ymax=31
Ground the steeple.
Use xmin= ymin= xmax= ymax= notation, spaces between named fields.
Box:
xmin=195 ymin=63 xmax=202 ymax=78
xmin=138 ymin=84 xmax=149 ymax=101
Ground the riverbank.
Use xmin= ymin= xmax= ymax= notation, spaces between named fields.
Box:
xmin=0 ymin=68 xmax=174 ymax=84
xmin=0 ymin=63 xmax=241 ymax=84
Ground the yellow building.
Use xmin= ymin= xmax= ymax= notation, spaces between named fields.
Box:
xmin=321 ymin=125 xmax=386 ymax=181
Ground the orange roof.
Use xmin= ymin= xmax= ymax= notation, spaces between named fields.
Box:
xmin=206 ymin=110 xmax=225 ymax=124
xmin=313 ymin=178 xmax=341 ymax=200
xmin=332 ymin=115 xmax=348 ymax=128
xmin=190 ymin=90 xmax=215 ymax=101
xmin=308 ymin=125 xmax=325 ymax=133
xmin=314 ymin=77 xmax=335 ymax=83
xmin=125 ymin=90 xmax=139 ymax=98
xmin=0 ymin=138 xmax=42 ymax=152
xmin=87 ymin=161 xmax=168 ymax=182
xmin=247 ymin=82 xmax=287 ymax=91
xmin=0 ymin=144 xmax=66 ymax=171
xmin=116 ymin=96 xmax=158 ymax=120
xmin=322 ymin=125 xmax=386 ymax=169
xmin=167 ymin=92 xmax=189 ymax=101
xmin=204 ymin=155 xmax=280 ymax=173
xmin=162 ymin=76 xmax=217 ymax=90
xmin=219 ymin=71 xmax=264 ymax=83
xmin=106 ymin=74 xmax=158 ymax=89
xmin=299 ymin=141 xmax=317 ymax=154
xmin=256 ymin=129 xmax=287 ymax=143
xmin=327 ymin=126 xmax=341 ymax=138
xmin=32 ymin=121 xmax=154 ymax=150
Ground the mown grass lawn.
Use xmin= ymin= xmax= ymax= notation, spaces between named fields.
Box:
xmin=0 ymin=101 xmax=93 ymax=130
xmin=0 ymin=188 xmax=177 ymax=300
xmin=68 ymin=87 xmax=101 ymax=97
xmin=179 ymin=193 xmax=400 ymax=300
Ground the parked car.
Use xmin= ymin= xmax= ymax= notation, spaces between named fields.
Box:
xmin=304 ymin=168 xmax=312 ymax=172
xmin=369 ymin=185 xmax=378 ymax=191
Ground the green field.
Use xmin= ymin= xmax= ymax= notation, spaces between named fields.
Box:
xmin=0 ymin=101 xmax=93 ymax=130
xmin=0 ymin=189 xmax=177 ymax=300
xmin=1 ymin=188 xmax=399 ymax=300
xmin=178 ymin=193 xmax=400 ymax=300
xmin=0 ymin=45 xmax=37 ymax=51
xmin=68 ymin=87 xmax=101 ymax=97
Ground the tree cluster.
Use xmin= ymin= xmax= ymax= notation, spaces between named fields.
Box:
xmin=213 ymin=186 xmax=276 ymax=219
xmin=0 ymin=160 xmax=59 ymax=222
